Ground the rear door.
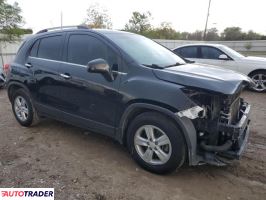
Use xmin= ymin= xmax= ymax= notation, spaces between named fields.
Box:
xmin=26 ymin=34 xmax=65 ymax=111
xmin=55 ymin=33 xmax=122 ymax=135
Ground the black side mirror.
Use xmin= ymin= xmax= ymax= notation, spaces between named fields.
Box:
xmin=87 ymin=58 xmax=114 ymax=81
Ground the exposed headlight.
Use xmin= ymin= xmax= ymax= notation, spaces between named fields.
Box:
xmin=176 ymin=106 xmax=205 ymax=119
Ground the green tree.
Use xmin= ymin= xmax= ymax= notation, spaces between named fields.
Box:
xmin=0 ymin=0 xmax=24 ymax=42
xmin=152 ymin=22 xmax=181 ymax=39
xmin=85 ymin=3 xmax=112 ymax=29
xmin=19 ymin=28 xmax=33 ymax=34
xmin=244 ymin=30 xmax=261 ymax=40
xmin=205 ymin=28 xmax=220 ymax=41
xmin=180 ymin=32 xmax=190 ymax=40
xmin=188 ymin=30 xmax=203 ymax=40
xmin=261 ymin=35 xmax=266 ymax=40
xmin=221 ymin=27 xmax=244 ymax=40
xmin=124 ymin=11 xmax=152 ymax=34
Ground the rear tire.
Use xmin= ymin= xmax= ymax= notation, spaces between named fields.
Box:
xmin=249 ymin=70 xmax=266 ymax=92
xmin=127 ymin=112 xmax=186 ymax=174
xmin=11 ymin=89 xmax=39 ymax=127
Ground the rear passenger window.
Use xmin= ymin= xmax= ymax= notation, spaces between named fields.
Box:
xmin=37 ymin=36 xmax=63 ymax=60
xmin=29 ymin=40 xmax=40 ymax=57
xmin=177 ymin=47 xmax=198 ymax=58
xmin=67 ymin=34 xmax=118 ymax=66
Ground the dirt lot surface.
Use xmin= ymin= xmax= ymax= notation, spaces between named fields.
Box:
xmin=0 ymin=89 xmax=265 ymax=200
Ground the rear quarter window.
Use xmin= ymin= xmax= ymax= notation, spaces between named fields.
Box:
xmin=29 ymin=40 xmax=40 ymax=57
xmin=37 ymin=35 xmax=63 ymax=60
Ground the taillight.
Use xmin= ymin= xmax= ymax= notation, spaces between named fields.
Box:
xmin=3 ymin=63 xmax=10 ymax=74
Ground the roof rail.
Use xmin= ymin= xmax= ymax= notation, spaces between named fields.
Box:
xmin=36 ymin=25 xmax=89 ymax=34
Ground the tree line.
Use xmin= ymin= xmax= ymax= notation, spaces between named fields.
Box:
xmin=85 ymin=5 xmax=266 ymax=41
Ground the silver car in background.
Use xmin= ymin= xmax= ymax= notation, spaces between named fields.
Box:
xmin=173 ymin=44 xmax=266 ymax=92
xmin=0 ymin=65 xmax=6 ymax=88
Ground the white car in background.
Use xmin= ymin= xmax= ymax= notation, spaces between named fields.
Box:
xmin=0 ymin=66 xmax=5 ymax=88
xmin=173 ymin=44 xmax=266 ymax=92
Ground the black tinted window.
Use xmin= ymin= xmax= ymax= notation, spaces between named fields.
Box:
xmin=173 ymin=48 xmax=182 ymax=55
xmin=67 ymin=34 xmax=117 ymax=66
xmin=29 ymin=40 xmax=40 ymax=57
xmin=38 ymin=36 xmax=63 ymax=60
xmin=201 ymin=46 xmax=223 ymax=59
xmin=177 ymin=47 xmax=198 ymax=58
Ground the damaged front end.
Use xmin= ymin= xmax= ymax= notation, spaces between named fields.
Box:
xmin=178 ymin=87 xmax=251 ymax=166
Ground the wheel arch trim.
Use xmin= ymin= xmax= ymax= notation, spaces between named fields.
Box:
xmin=7 ymin=81 xmax=31 ymax=101
xmin=247 ymin=68 xmax=266 ymax=77
xmin=117 ymin=103 xmax=199 ymax=166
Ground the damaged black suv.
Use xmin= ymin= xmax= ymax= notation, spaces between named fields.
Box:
xmin=6 ymin=26 xmax=252 ymax=174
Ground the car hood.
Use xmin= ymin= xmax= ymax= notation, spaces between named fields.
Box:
xmin=153 ymin=63 xmax=253 ymax=95
xmin=241 ymin=56 xmax=266 ymax=65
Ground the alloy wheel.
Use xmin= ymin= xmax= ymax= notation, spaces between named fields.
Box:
xmin=14 ymin=96 xmax=29 ymax=122
xmin=134 ymin=125 xmax=172 ymax=165
xmin=251 ymin=73 xmax=266 ymax=92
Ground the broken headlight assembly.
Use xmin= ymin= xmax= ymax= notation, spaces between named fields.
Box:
xmin=176 ymin=106 xmax=206 ymax=119
xmin=178 ymin=87 xmax=221 ymax=120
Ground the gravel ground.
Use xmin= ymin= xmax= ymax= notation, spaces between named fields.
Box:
xmin=0 ymin=89 xmax=265 ymax=200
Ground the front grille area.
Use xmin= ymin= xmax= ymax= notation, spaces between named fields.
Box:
xmin=230 ymin=97 xmax=241 ymax=124
xmin=219 ymin=97 xmax=241 ymax=125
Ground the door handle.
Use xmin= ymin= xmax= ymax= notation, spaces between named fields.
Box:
xmin=25 ymin=63 xmax=32 ymax=68
xmin=60 ymin=73 xmax=71 ymax=79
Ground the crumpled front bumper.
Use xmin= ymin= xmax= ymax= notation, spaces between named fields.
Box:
xmin=218 ymin=103 xmax=251 ymax=159
xmin=199 ymin=102 xmax=251 ymax=165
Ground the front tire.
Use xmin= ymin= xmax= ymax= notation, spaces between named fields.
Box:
xmin=249 ymin=70 xmax=266 ymax=92
xmin=127 ymin=112 xmax=186 ymax=174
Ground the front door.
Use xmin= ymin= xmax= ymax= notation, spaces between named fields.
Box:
xmin=197 ymin=46 xmax=237 ymax=71
xmin=56 ymin=33 xmax=122 ymax=135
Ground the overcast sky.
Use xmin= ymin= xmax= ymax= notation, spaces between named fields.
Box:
xmin=8 ymin=0 xmax=266 ymax=34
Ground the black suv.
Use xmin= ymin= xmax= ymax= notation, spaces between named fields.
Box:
xmin=7 ymin=26 xmax=252 ymax=174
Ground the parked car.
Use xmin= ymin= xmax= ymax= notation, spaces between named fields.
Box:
xmin=173 ymin=44 xmax=266 ymax=92
xmin=6 ymin=26 xmax=252 ymax=174
xmin=0 ymin=66 xmax=6 ymax=88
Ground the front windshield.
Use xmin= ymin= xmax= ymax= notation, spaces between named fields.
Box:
xmin=222 ymin=46 xmax=245 ymax=58
xmin=105 ymin=32 xmax=185 ymax=67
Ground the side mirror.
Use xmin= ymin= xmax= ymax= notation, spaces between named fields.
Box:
xmin=219 ymin=54 xmax=230 ymax=60
xmin=87 ymin=58 xmax=114 ymax=81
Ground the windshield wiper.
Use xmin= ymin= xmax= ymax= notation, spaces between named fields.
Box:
xmin=142 ymin=64 xmax=164 ymax=69
xmin=164 ymin=62 xmax=185 ymax=68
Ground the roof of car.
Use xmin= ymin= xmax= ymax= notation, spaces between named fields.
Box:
xmin=174 ymin=43 xmax=226 ymax=50
xmin=34 ymin=27 xmax=132 ymax=36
